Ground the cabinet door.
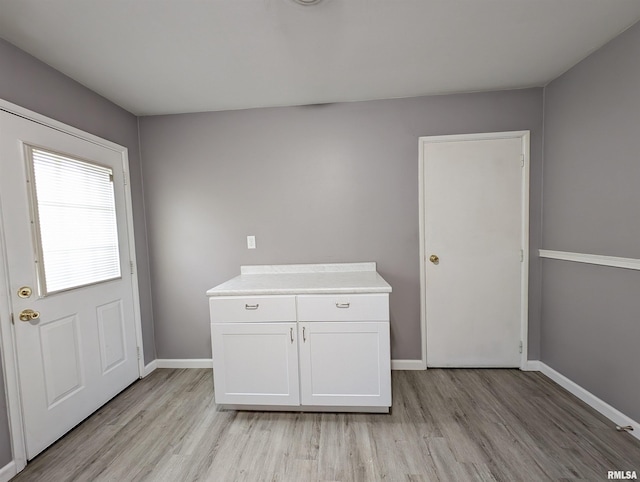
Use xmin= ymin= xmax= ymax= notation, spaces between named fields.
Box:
xmin=211 ymin=323 xmax=299 ymax=405
xmin=299 ymin=322 xmax=391 ymax=407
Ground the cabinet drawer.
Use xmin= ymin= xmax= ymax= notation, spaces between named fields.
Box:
xmin=297 ymin=294 xmax=389 ymax=322
xmin=209 ymin=295 xmax=296 ymax=322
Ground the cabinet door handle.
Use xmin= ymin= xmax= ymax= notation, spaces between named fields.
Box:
xmin=290 ymin=327 xmax=294 ymax=344
xmin=302 ymin=326 xmax=306 ymax=342
xmin=336 ymin=302 xmax=350 ymax=309
xmin=244 ymin=304 xmax=259 ymax=310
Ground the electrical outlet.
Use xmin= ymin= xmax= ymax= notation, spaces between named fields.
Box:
xmin=247 ymin=235 xmax=256 ymax=249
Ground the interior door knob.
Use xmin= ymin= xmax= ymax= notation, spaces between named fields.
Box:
xmin=19 ymin=309 xmax=40 ymax=322
xmin=429 ymin=254 xmax=440 ymax=264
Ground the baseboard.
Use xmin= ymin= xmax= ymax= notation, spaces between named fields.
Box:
xmin=521 ymin=360 xmax=541 ymax=371
xmin=0 ymin=461 xmax=16 ymax=482
xmin=535 ymin=361 xmax=640 ymax=442
xmin=155 ymin=359 xmax=213 ymax=369
xmin=391 ymin=359 xmax=426 ymax=370
xmin=142 ymin=360 xmax=157 ymax=377
xmin=154 ymin=358 xmax=424 ymax=371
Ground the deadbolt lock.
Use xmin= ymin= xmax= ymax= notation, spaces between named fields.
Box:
xmin=18 ymin=286 xmax=32 ymax=298
xmin=19 ymin=309 xmax=40 ymax=322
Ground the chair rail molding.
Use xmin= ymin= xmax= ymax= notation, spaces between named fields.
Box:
xmin=539 ymin=250 xmax=640 ymax=271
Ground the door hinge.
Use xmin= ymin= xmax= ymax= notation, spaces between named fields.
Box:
xmin=137 ymin=347 xmax=141 ymax=360
xmin=130 ymin=260 xmax=134 ymax=274
xmin=10 ymin=313 xmax=14 ymax=325
xmin=123 ymin=170 xmax=128 ymax=186
xmin=521 ymin=155 xmax=525 ymax=167
xmin=519 ymin=341 xmax=523 ymax=354
xmin=520 ymin=249 xmax=524 ymax=262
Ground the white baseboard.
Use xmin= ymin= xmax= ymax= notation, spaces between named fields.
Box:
xmin=142 ymin=360 xmax=157 ymax=377
xmin=155 ymin=359 xmax=213 ymax=369
xmin=521 ymin=360 xmax=541 ymax=371
xmin=152 ymin=359 xmax=425 ymax=371
xmin=391 ymin=359 xmax=426 ymax=370
xmin=0 ymin=461 xmax=16 ymax=482
xmin=534 ymin=361 xmax=639 ymax=442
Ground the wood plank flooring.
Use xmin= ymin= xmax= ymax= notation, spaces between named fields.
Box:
xmin=13 ymin=368 xmax=640 ymax=481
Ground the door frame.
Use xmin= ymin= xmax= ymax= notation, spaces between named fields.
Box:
xmin=418 ymin=131 xmax=530 ymax=370
xmin=0 ymin=99 xmax=145 ymax=472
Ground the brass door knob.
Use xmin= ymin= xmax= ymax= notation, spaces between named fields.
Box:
xmin=429 ymin=254 xmax=440 ymax=264
xmin=19 ymin=309 xmax=40 ymax=322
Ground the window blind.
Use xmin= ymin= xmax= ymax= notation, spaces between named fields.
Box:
xmin=29 ymin=147 xmax=121 ymax=294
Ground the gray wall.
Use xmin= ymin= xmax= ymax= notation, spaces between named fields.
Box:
xmin=0 ymin=38 xmax=156 ymax=465
xmin=139 ymin=89 xmax=543 ymax=361
xmin=542 ymin=22 xmax=640 ymax=421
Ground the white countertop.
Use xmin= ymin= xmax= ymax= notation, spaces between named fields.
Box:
xmin=206 ymin=262 xmax=392 ymax=296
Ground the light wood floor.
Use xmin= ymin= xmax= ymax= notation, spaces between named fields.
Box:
xmin=13 ymin=368 xmax=640 ymax=481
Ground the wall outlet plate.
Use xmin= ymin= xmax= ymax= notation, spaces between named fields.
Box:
xmin=247 ymin=235 xmax=256 ymax=249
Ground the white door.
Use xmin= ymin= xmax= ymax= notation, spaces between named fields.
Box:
xmin=422 ymin=133 xmax=527 ymax=367
xmin=0 ymin=110 xmax=140 ymax=459
xmin=298 ymin=322 xmax=391 ymax=407
xmin=210 ymin=322 xmax=300 ymax=406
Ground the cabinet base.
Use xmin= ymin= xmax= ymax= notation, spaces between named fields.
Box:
xmin=218 ymin=404 xmax=390 ymax=414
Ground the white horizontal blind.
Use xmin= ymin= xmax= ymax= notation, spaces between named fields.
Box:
xmin=29 ymin=147 xmax=121 ymax=294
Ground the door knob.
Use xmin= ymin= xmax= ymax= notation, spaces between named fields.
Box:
xmin=19 ymin=309 xmax=40 ymax=322
xmin=429 ymin=254 xmax=440 ymax=264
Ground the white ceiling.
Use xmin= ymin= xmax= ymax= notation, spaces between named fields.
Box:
xmin=1 ymin=0 xmax=640 ymax=116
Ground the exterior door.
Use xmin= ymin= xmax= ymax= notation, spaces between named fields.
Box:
xmin=0 ymin=110 xmax=140 ymax=459
xmin=422 ymin=133 xmax=528 ymax=367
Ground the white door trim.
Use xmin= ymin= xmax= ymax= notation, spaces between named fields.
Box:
xmin=0 ymin=98 xmax=145 ymax=472
xmin=418 ymin=131 xmax=530 ymax=370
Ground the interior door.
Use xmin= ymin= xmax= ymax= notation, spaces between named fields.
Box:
xmin=423 ymin=134 xmax=526 ymax=367
xmin=0 ymin=110 xmax=140 ymax=459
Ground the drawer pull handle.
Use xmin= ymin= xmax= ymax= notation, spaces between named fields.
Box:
xmin=245 ymin=304 xmax=259 ymax=310
xmin=303 ymin=326 xmax=306 ymax=342
xmin=290 ymin=327 xmax=294 ymax=344
xmin=336 ymin=302 xmax=350 ymax=309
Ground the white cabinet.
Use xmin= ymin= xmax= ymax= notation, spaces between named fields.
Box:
xmin=210 ymin=322 xmax=299 ymax=405
xmin=209 ymin=295 xmax=299 ymax=405
xmin=296 ymin=294 xmax=391 ymax=407
xmin=208 ymin=264 xmax=392 ymax=412
xmin=298 ymin=321 xmax=391 ymax=407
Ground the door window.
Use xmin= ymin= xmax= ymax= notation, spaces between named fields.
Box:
xmin=26 ymin=146 xmax=121 ymax=294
